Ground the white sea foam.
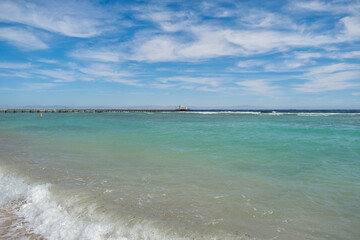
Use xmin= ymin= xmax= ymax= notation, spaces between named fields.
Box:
xmin=297 ymin=113 xmax=360 ymax=117
xmin=265 ymin=111 xmax=285 ymax=116
xmin=0 ymin=171 xmax=185 ymax=240
xmin=0 ymin=172 xmax=109 ymax=239
xmin=0 ymin=170 xmax=257 ymax=240
xmin=189 ymin=111 xmax=262 ymax=115
xmin=189 ymin=111 xmax=220 ymax=114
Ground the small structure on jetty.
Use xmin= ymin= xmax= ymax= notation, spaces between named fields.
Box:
xmin=175 ymin=105 xmax=190 ymax=111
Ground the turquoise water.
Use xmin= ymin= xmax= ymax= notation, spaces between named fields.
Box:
xmin=0 ymin=112 xmax=359 ymax=239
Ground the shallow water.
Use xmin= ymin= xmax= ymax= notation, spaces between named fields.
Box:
xmin=0 ymin=112 xmax=359 ymax=239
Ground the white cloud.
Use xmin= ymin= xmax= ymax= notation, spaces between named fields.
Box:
xmin=0 ymin=82 xmax=56 ymax=91
xmin=293 ymin=1 xmax=332 ymax=12
xmin=131 ymin=36 xmax=180 ymax=62
xmin=0 ymin=27 xmax=48 ymax=50
xmin=340 ymin=51 xmax=360 ymax=59
xmin=129 ymin=22 xmax=341 ymax=62
xmin=79 ymin=64 xmax=132 ymax=78
xmin=0 ymin=61 xmax=139 ymax=86
xmin=151 ymin=76 xmax=232 ymax=92
xmin=159 ymin=21 xmax=190 ymax=33
xmin=291 ymin=0 xmax=358 ymax=14
xmin=0 ymin=62 xmax=32 ymax=69
xmin=283 ymin=60 xmax=304 ymax=69
xmin=35 ymin=66 xmax=134 ymax=85
xmin=151 ymin=82 xmax=177 ymax=89
xmin=196 ymin=86 xmax=229 ymax=92
xmin=81 ymin=5 xmax=339 ymax=62
xmin=341 ymin=16 xmax=360 ymax=39
xmin=23 ymin=82 xmax=56 ymax=90
xmin=294 ymin=63 xmax=360 ymax=92
xmin=37 ymin=59 xmax=58 ymax=64
xmin=77 ymin=63 xmax=139 ymax=86
xmin=236 ymin=80 xmax=281 ymax=96
xmin=66 ymin=2 xmax=358 ymax=64
xmin=199 ymin=2 xmax=238 ymax=18
xmin=237 ymin=60 xmax=265 ymax=68
xmin=35 ymin=69 xmax=76 ymax=82
xmin=135 ymin=7 xmax=190 ymax=33
xmin=294 ymin=71 xmax=360 ymax=92
xmin=263 ymin=59 xmax=311 ymax=72
xmin=0 ymin=72 xmax=32 ymax=78
xmin=0 ymin=0 xmax=107 ymax=37
xmin=107 ymin=78 xmax=141 ymax=86
xmin=70 ymin=49 xmax=122 ymax=62
xmin=177 ymin=26 xmax=240 ymax=58
xmin=0 ymin=87 xmax=19 ymax=91
xmin=239 ymin=9 xmax=297 ymax=30
xmin=225 ymin=29 xmax=336 ymax=54
xmin=295 ymin=52 xmax=323 ymax=59
xmin=160 ymin=76 xmax=223 ymax=87
xmin=289 ymin=1 xmax=360 ymax=41
xmin=305 ymin=63 xmax=360 ymax=75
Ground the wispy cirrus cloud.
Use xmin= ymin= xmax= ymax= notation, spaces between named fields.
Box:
xmin=78 ymin=64 xmax=130 ymax=77
xmin=151 ymin=75 xmax=236 ymax=92
xmin=304 ymin=63 xmax=360 ymax=75
xmin=34 ymin=66 xmax=136 ymax=85
xmin=0 ymin=27 xmax=48 ymax=50
xmin=341 ymin=16 xmax=360 ymax=39
xmin=340 ymin=51 xmax=360 ymax=59
xmin=78 ymin=64 xmax=139 ymax=86
xmin=0 ymin=60 xmax=139 ymax=86
xmin=159 ymin=76 xmax=224 ymax=87
xmin=294 ymin=63 xmax=360 ymax=92
xmin=236 ymin=80 xmax=281 ymax=96
xmin=0 ymin=62 xmax=32 ymax=69
xmin=115 ymin=4 xmax=353 ymax=63
xmin=36 ymin=59 xmax=59 ymax=64
xmin=66 ymin=0 xmax=359 ymax=69
xmin=290 ymin=1 xmax=360 ymax=40
xmin=70 ymin=49 xmax=123 ymax=62
xmin=0 ymin=82 xmax=56 ymax=91
xmin=290 ymin=0 xmax=359 ymax=13
xmin=238 ymin=9 xmax=298 ymax=30
xmin=0 ymin=0 xmax=109 ymax=38
xmin=0 ymin=71 xmax=33 ymax=78
xmin=294 ymin=52 xmax=324 ymax=59
xmin=23 ymin=82 xmax=57 ymax=90
xmin=129 ymin=26 xmax=337 ymax=62
xmin=294 ymin=71 xmax=360 ymax=93
xmin=292 ymin=1 xmax=335 ymax=12
xmin=237 ymin=60 xmax=266 ymax=68
xmin=35 ymin=69 xmax=79 ymax=82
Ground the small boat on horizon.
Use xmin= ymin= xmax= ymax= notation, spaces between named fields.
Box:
xmin=175 ymin=105 xmax=190 ymax=111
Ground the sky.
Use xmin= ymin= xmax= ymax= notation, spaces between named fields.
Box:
xmin=0 ymin=0 xmax=359 ymax=109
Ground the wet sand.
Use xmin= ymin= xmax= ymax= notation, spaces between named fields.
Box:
xmin=0 ymin=208 xmax=43 ymax=240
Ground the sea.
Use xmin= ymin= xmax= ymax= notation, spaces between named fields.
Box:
xmin=0 ymin=110 xmax=359 ymax=240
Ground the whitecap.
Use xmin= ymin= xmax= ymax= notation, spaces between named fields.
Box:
xmin=0 ymin=171 xmax=182 ymax=240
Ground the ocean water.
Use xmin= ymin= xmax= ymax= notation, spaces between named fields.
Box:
xmin=0 ymin=111 xmax=359 ymax=240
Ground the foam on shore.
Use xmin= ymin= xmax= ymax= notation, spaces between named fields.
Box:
xmin=0 ymin=171 xmax=168 ymax=240
xmin=0 ymin=170 xmax=252 ymax=240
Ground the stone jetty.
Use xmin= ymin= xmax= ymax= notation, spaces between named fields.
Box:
xmin=0 ymin=109 xmax=181 ymax=113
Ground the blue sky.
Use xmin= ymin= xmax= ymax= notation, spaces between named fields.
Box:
xmin=0 ymin=0 xmax=359 ymax=108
